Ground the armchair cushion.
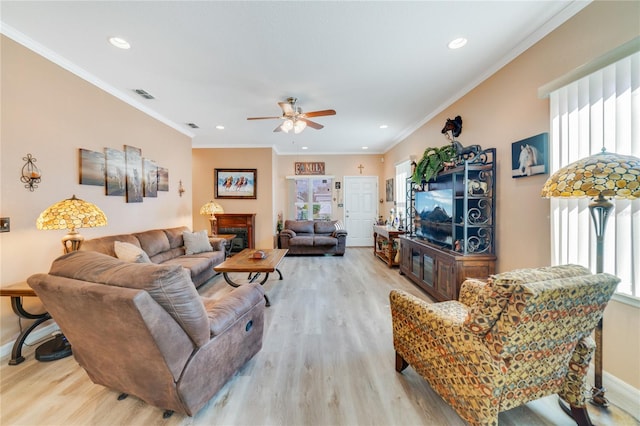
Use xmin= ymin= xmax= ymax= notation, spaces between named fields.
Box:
xmin=49 ymin=251 xmax=210 ymax=347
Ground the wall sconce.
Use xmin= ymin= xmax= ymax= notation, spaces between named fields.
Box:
xmin=178 ymin=180 xmax=185 ymax=197
xmin=21 ymin=154 xmax=41 ymax=191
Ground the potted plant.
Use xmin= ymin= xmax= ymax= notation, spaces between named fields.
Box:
xmin=411 ymin=144 xmax=457 ymax=184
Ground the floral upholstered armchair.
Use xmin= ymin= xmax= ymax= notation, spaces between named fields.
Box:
xmin=390 ymin=265 xmax=619 ymax=426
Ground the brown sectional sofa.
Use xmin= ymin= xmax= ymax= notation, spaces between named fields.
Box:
xmin=80 ymin=226 xmax=225 ymax=287
xmin=279 ymin=220 xmax=347 ymax=256
xmin=28 ymin=250 xmax=265 ymax=417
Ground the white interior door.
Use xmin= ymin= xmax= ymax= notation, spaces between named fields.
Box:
xmin=343 ymin=176 xmax=377 ymax=247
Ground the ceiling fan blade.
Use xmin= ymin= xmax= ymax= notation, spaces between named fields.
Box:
xmin=247 ymin=116 xmax=281 ymax=120
xmin=278 ymin=101 xmax=294 ymax=115
xmin=300 ymin=118 xmax=324 ymax=130
xmin=273 ymin=124 xmax=283 ymax=132
xmin=303 ymin=109 xmax=336 ymax=118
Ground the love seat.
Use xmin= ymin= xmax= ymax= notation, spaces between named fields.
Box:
xmin=80 ymin=226 xmax=224 ymax=287
xmin=278 ymin=220 xmax=347 ymax=255
xmin=28 ymin=250 xmax=266 ymax=417
xmin=390 ymin=264 xmax=619 ymax=426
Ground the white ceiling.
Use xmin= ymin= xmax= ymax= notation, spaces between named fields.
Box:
xmin=1 ymin=1 xmax=588 ymax=155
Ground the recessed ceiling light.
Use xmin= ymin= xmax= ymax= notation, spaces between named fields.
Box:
xmin=301 ymin=146 xmax=308 ymax=150
xmin=448 ymin=37 xmax=467 ymax=50
xmin=379 ymin=124 xmax=389 ymax=129
xmin=362 ymin=146 xmax=369 ymax=150
xmin=216 ymin=125 xmax=225 ymax=130
xmin=108 ymin=37 xmax=130 ymax=50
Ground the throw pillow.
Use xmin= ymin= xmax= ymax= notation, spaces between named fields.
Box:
xmin=334 ymin=220 xmax=345 ymax=230
xmin=183 ymin=230 xmax=213 ymax=255
xmin=114 ymin=241 xmax=151 ymax=263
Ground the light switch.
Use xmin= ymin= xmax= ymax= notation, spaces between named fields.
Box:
xmin=0 ymin=217 xmax=10 ymax=232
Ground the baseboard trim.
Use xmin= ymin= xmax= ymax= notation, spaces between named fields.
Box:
xmin=0 ymin=323 xmax=59 ymax=361
xmin=589 ymin=364 xmax=640 ymax=420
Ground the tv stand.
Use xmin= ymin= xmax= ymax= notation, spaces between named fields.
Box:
xmin=399 ymin=236 xmax=496 ymax=301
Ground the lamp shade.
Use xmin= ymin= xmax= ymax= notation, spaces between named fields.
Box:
xmin=541 ymin=151 xmax=640 ymax=200
xmin=36 ymin=195 xmax=107 ymax=231
xmin=199 ymin=201 xmax=224 ymax=216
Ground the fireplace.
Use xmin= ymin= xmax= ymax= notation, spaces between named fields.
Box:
xmin=214 ymin=213 xmax=256 ymax=253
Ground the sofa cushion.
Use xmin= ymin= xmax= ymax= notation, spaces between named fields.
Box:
xmin=162 ymin=251 xmax=224 ymax=279
xmin=183 ymin=230 xmax=213 ymax=255
xmin=288 ymin=236 xmax=315 ymax=247
xmin=285 ymin=220 xmax=314 ymax=234
xmin=134 ymin=229 xmax=171 ymax=258
xmin=314 ymin=236 xmax=338 ymax=246
xmin=80 ymin=234 xmax=140 ymax=257
xmin=164 ymin=226 xmax=190 ymax=249
xmin=114 ymin=241 xmax=151 ymax=263
xmin=314 ymin=221 xmax=337 ymax=234
xmin=49 ymin=251 xmax=209 ymax=347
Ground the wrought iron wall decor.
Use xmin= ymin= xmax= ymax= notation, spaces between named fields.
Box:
xmin=21 ymin=154 xmax=41 ymax=191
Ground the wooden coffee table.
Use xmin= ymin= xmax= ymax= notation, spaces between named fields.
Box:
xmin=214 ymin=248 xmax=288 ymax=306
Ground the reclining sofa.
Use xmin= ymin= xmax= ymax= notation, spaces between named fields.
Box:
xmin=390 ymin=264 xmax=619 ymax=426
xmin=80 ymin=226 xmax=224 ymax=287
xmin=279 ymin=220 xmax=347 ymax=255
xmin=28 ymin=250 xmax=266 ymax=417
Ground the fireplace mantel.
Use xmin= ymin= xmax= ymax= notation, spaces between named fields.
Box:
xmin=214 ymin=213 xmax=256 ymax=250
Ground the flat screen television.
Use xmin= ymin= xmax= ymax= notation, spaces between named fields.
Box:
xmin=414 ymin=189 xmax=453 ymax=247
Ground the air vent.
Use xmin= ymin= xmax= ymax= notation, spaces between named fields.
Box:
xmin=187 ymin=123 xmax=200 ymax=129
xmin=133 ymin=89 xmax=155 ymax=100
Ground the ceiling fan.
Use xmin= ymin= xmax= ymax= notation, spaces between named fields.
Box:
xmin=247 ymin=97 xmax=336 ymax=134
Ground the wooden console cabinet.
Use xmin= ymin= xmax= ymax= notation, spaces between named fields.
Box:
xmin=399 ymin=236 xmax=496 ymax=302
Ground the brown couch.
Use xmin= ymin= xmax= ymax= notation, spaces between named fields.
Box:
xmin=279 ymin=220 xmax=347 ymax=255
xmin=80 ymin=226 xmax=224 ymax=287
xmin=28 ymin=250 xmax=265 ymax=417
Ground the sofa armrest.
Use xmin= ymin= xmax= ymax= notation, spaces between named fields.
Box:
xmin=280 ymin=229 xmax=296 ymax=238
xmin=202 ymin=283 xmax=265 ymax=336
xmin=208 ymin=237 xmax=226 ymax=252
xmin=332 ymin=229 xmax=348 ymax=238
xmin=458 ymin=278 xmax=488 ymax=306
xmin=559 ymin=336 xmax=596 ymax=407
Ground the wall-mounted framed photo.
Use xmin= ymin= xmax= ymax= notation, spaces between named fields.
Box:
xmin=386 ymin=178 xmax=394 ymax=201
xmin=215 ymin=168 xmax=257 ymax=199
xmin=79 ymin=148 xmax=105 ymax=186
xmin=511 ymin=133 xmax=549 ymax=178
xmin=125 ymin=145 xmax=143 ymax=203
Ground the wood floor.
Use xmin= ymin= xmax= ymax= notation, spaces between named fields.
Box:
xmin=1 ymin=248 xmax=637 ymax=426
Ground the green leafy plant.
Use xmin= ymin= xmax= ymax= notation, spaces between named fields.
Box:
xmin=412 ymin=144 xmax=457 ymax=183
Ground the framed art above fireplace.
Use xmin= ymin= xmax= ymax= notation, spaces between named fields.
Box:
xmin=215 ymin=168 xmax=257 ymax=199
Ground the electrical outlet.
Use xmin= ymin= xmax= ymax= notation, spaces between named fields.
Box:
xmin=0 ymin=217 xmax=10 ymax=232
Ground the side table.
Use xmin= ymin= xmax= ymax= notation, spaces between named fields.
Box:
xmin=0 ymin=281 xmax=71 ymax=365
xmin=373 ymin=225 xmax=405 ymax=268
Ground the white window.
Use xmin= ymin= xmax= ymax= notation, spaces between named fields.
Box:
xmin=288 ymin=177 xmax=333 ymax=220
xmin=548 ymin=50 xmax=639 ymax=300
xmin=395 ymin=160 xmax=412 ymax=229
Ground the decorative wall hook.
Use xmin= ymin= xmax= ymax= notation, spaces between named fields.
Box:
xmin=178 ymin=180 xmax=185 ymax=197
xmin=21 ymin=154 xmax=41 ymax=191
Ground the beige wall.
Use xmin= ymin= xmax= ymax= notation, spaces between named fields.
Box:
xmin=383 ymin=1 xmax=640 ymax=388
xmin=192 ymin=148 xmax=274 ymax=249
xmin=0 ymin=36 xmax=193 ymax=345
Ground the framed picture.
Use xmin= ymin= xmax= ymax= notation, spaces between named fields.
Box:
xmin=386 ymin=178 xmax=394 ymax=201
xmin=215 ymin=168 xmax=257 ymax=199
xmin=79 ymin=148 xmax=105 ymax=186
xmin=511 ymin=133 xmax=549 ymax=178
xmin=105 ymin=148 xmax=126 ymax=196
xmin=143 ymin=158 xmax=158 ymax=197
xmin=125 ymin=145 xmax=143 ymax=203
xmin=157 ymin=166 xmax=169 ymax=191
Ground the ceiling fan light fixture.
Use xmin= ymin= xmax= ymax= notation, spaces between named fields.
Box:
xmin=293 ymin=120 xmax=307 ymax=134
xmin=281 ymin=119 xmax=294 ymax=133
